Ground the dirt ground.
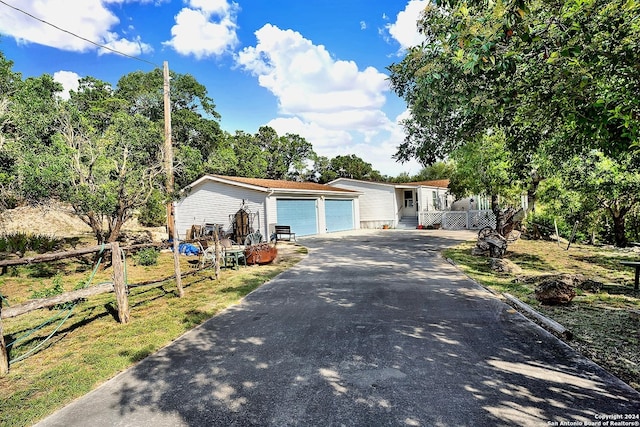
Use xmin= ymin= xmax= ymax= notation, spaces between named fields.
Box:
xmin=0 ymin=204 xmax=167 ymax=242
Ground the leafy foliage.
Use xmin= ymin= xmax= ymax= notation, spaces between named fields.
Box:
xmin=0 ymin=232 xmax=62 ymax=254
xmin=388 ymin=0 xmax=640 ymax=244
xmin=138 ymin=189 xmax=167 ymax=227
xmin=135 ymin=248 xmax=159 ymax=266
xmin=309 ymin=154 xmax=385 ymax=183
xmin=542 ymin=150 xmax=640 ymax=246
xmin=449 ymin=130 xmax=522 ymax=211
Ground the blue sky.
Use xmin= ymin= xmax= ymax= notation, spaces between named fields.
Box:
xmin=0 ymin=0 xmax=428 ymax=176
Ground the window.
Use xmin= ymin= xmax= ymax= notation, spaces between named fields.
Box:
xmin=404 ymin=190 xmax=414 ymax=208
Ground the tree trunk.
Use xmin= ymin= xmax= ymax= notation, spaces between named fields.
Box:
xmin=83 ymin=211 xmax=105 ymax=244
xmin=107 ymin=217 xmax=125 ymax=243
xmin=527 ymin=172 xmax=541 ymax=213
xmin=612 ymin=212 xmax=628 ymax=247
xmin=491 ymin=194 xmax=503 ymax=231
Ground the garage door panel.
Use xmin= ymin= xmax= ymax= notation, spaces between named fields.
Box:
xmin=276 ymin=199 xmax=317 ymax=237
xmin=326 ymin=199 xmax=354 ymax=233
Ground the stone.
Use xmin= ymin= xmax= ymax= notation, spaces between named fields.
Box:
xmin=489 ymin=258 xmax=523 ymax=274
xmin=535 ymin=277 xmax=576 ymax=304
xmin=471 ymin=246 xmax=488 ymax=256
xmin=577 ymin=278 xmax=604 ymax=293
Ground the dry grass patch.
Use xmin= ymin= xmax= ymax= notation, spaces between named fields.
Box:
xmin=444 ymin=238 xmax=640 ymax=391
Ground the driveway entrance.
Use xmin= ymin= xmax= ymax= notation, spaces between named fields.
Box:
xmin=36 ymin=230 xmax=639 ymax=426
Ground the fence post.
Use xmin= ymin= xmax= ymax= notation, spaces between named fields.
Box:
xmin=0 ymin=300 xmax=8 ymax=375
xmin=111 ymin=243 xmax=130 ymax=324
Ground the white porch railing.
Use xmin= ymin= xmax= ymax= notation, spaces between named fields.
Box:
xmin=420 ymin=210 xmax=496 ymax=230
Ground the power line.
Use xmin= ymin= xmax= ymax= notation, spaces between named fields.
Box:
xmin=0 ymin=0 xmax=160 ymax=68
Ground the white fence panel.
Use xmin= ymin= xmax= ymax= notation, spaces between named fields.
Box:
xmin=442 ymin=212 xmax=467 ymax=229
xmin=419 ymin=210 xmax=496 ymax=230
xmin=468 ymin=210 xmax=496 ymax=230
xmin=420 ymin=212 xmax=444 ymax=227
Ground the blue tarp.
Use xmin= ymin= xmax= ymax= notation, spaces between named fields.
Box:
xmin=168 ymin=241 xmax=201 ymax=256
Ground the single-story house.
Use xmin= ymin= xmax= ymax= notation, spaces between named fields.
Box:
xmin=328 ymin=178 xmax=456 ymax=229
xmin=173 ymin=175 xmax=361 ymax=241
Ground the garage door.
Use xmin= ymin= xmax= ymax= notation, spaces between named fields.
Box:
xmin=325 ymin=199 xmax=354 ymax=233
xmin=276 ymin=199 xmax=318 ymax=236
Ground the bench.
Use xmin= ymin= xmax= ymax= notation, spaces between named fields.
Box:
xmin=274 ymin=225 xmax=296 ymax=242
xmin=620 ymin=261 xmax=640 ymax=291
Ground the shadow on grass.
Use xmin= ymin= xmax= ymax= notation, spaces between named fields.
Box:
xmin=506 ymin=252 xmax=553 ymax=272
xmin=119 ymin=345 xmax=156 ymax=363
xmin=219 ymin=281 xmax=261 ymax=297
xmin=183 ymin=309 xmax=214 ymax=328
xmin=571 ymin=254 xmax=636 ymax=271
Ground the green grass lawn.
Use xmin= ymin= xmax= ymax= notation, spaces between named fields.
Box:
xmin=0 ymin=246 xmax=307 ymax=427
xmin=444 ymin=238 xmax=640 ymax=390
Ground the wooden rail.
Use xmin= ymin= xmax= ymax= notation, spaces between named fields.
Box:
xmin=0 ymin=240 xmax=185 ymax=376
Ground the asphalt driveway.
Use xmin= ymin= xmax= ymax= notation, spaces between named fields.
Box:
xmin=36 ymin=229 xmax=640 ymax=426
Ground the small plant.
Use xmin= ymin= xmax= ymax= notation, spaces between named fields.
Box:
xmin=30 ymin=275 xmax=66 ymax=299
xmin=29 ymin=233 xmax=63 ymax=253
xmin=136 ymin=248 xmax=159 ymax=266
xmin=0 ymin=231 xmax=29 ymax=254
xmin=0 ymin=232 xmax=63 ymax=254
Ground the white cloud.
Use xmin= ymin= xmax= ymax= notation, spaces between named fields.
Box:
xmin=267 ymin=111 xmax=421 ymax=177
xmin=386 ymin=0 xmax=428 ymax=50
xmin=267 ymin=117 xmax=353 ymax=151
xmin=0 ymin=0 xmax=153 ymax=55
xmin=236 ymin=23 xmax=419 ymax=176
xmin=53 ymin=71 xmax=81 ymax=100
xmin=100 ymin=33 xmax=153 ymax=56
xmin=237 ymin=24 xmax=388 ymax=127
xmin=163 ymin=0 xmax=239 ymax=58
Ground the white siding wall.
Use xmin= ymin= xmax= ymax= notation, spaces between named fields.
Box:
xmin=317 ymin=197 xmax=326 ymax=233
xmin=417 ymin=187 xmax=430 ymax=212
xmin=330 ymin=180 xmax=396 ymax=228
xmin=419 ymin=187 xmax=451 ymax=211
xmin=265 ymin=194 xmax=278 ymax=236
xmin=174 ymin=181 xmax=267 ymax=240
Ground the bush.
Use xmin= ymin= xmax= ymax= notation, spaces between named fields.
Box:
xmin=136 ymin=248 xmax=159 ymax=266
xmin=0 ymin=232 xmax=62 ymax=254
xmin=525 ymin=212 xmax=572 ymax=240
xmin=138 ymin=190 xmax=166 ymax=227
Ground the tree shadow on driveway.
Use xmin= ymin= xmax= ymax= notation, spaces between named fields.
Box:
xmin=37 ymin=230 xmax=640 ymax=426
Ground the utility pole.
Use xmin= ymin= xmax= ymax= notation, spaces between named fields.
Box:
xmin=163 ymin=61 xmax=184 ymax=297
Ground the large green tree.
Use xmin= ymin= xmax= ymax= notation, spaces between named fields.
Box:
xmin=216 ymin=126 xmax=315 ymax=180
xmin=309 ymin=154 xmax=385 ymax=183
xmin=388 ymin=0 xmax=640 ymax=204
xmin=115 ymin=69 xmax=223 ymax=189
xmin=449 ymin=130 xmax=523 ymax=228
xmin=547 ymin=150 xmax=640 ymax=247
xmin=0 ymin=51 xmax=21 ymax=208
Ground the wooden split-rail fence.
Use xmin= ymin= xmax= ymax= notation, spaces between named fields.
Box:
xmin=0 ymin=241 xmax=197 ymax=376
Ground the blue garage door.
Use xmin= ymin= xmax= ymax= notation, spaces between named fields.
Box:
xmin=276 ymin=199 xmax=318 ymax=236
xmin=325 ymin=199 xmax=354 ymax=233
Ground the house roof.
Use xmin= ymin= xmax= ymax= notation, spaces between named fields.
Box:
xmin=329 ymin=177 xmax=450 ymax=189
xmin=189 ymin=174 xmax=358 ymax=195
xmin=400 ymin=179 xmax=450 ymax=188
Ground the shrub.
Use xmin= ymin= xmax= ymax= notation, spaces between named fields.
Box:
xmin=136 ymin=248 xmax=159 ymax=266
xmin=0 ymin=232 xmax=62 ymax=254
xmin=525 ymin=212 xmax=572 ymax=240
xmin=138 ymin=190 xmax=166 ymax=227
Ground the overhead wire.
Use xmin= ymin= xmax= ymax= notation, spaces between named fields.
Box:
xmin=0 ymin=0 xmax=160 ymax=68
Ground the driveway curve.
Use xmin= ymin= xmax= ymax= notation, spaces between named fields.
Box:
xmin=36 ymin=229 xmax=640 ymax=426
